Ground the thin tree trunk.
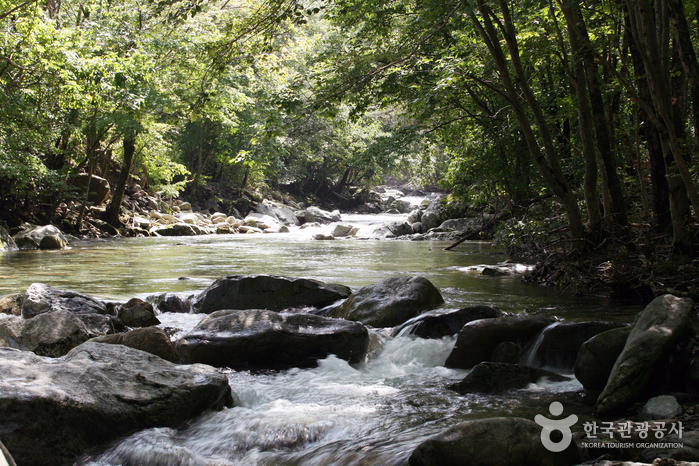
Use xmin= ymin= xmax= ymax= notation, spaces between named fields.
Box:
xmin=106 ymin=135 xmax=136 ymax=227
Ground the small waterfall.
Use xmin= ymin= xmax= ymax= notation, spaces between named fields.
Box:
xmin=522 ymin=322 xmax=560 ymax=367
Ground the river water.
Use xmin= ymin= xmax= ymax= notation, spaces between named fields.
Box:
xmin=0 ymin=210 xmax=645 ymax=465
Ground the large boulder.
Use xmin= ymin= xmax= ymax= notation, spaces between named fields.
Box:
xmin=524 ymin=321 xmax=626 ymax=370
xmin=418 ymin=196 xmax=446 ymax=231
xmin=191 ymin=275 xmax=351 ymax=314
xmin=444 ymin=315 xmax=556 ymax=369
xmin=254 ymin=200 xmax=300 ymax=226
xmin=70 ymin=173 xmax=111 ymax=205
xmin=595 ymin=294 xmax=694 ymax=415
xmin=177 ymin=309 xmax=369 ymax=370
xmin=153 ymin=223 xmax=202 ymax=236
xmin=12 ymin=224 xmax=67 ymax=250
xmin=574 ymin=326 xmax=632 ymax=392
xmin=409 ymin=417 xmax=579 ymax=466
xmin=0 ymin=310 xmax=119 ymax=357
xmin=328 ymin=276 xmax=444 ymax=328
xmin=0 ymin=225 xmax=18 ymax=251
xmin=305 ymin=206 xmax=341 ymax=224
xmin=21 ymin=283 xmax=109 ymax=319
xmin=393 ymin=305 xmax=504 ymax=338
xmin=449 ymin=362 xmax=570 ymax=394
xmin=117 ymin=297 xmax=160 ymax=327
xmin=0 ymin=342 xmax=233 ymax=466
xmin=91 ymin=327 xmax=179 ymax=363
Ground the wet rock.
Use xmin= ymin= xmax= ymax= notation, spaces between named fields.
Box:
xmin=392 ymin=305 xmax=504 ymax=338
xmin=22 ymin=283 xmax=109 ymax=319
xmin=388 ymin=222 xmax=414 ymax=236
xmin=192 ymin=275 xmax=351 ymax=314
xmin=491 ymin=341 xmax=522 ymax=364
xmin=151 ymin=292 xmax=191 ymax=314
xmin=254 ymin=200 xmax=300 ymax=226
xmin=91 ymin=327 xmax=179 ymax=363
xmin=177 ymin=309 xmax=369 ymax=370
xmin=638 ymin=395 xmax=683 ymax=421
xmin=13 ymin=224 xmax=67 ymax=249
xmin=117 ymin=298 xmax=160 ymax=327
xmin=331 ymin=223 xmax=355 ymax=237
xmin=638 ymin=431 xmax=699 ymax=463
xmin=0 ymin=342 xmax=233 ymax=466
xmin=575 ymin=326 xmax=631 ymax=392
xmin=526 ymin=321 xmax=627 ymax=370
xmin=328 ymin=276 xmax=444 ymax=328
xmin=0 ymin=293 xmax=23 ymax=316
xmin=409 ymin=417 xmax=579 ymax=466
xmin=449 ymin=362 xmax=570 ymax=394
xmin=305 ymin=206 xmax=341 ymax=224
xmin=153 ymin=223 xmax=202 ymax=236
xmin=444 ymin=315 xmax=556 ymax=369
xmin=482 ymin=266 xmax=510 ymax=276
xmin=595 ymin=294 xmax=694 ymax=415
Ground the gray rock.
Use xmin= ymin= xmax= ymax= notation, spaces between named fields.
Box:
xmin=438 ymin=217 xmax=482 ymax=231
xmin=254 ymin=200 xmax=300 ymax=226
xmin=482 ymin=266 xmax=511 ymax=276
xmin=192 ymin=275 xmax=352 ymax=314
xmin=0 ymin=310 xmax=119 ymax=357
xmin=313 ymin=233 xmax=336 ymax=240
xmin=177 ymin=309 xmax=369 ymax=370
xmin=638 ymin=431 xmax=699 ymax=463
xmin=21 ymin=283 xmax=109 ymax=319
xmin=419 ymin=196 xmax=445 ymax=231
xmin=305 ymin=206 xmax=341 ymax=224
xmin=574 ymin=326 xmax=631 ymax=392
xmin=595 ymin=294 xmax=694 ymax=415
xmin=411 ymin=222 xmax=423 ymax=233
xmin=13 ymin=224 xmax=67 ymax=249
xmin=393 ymin=305 xmax=504 ymax=338
xmin=491 ymin=341 xmax=521 ymax=363
xmin=91 ymin=327 xmax=179 ymax=363
xmin=449 ymin=362 xmax=570 ymax=394
xmin=151 ymin=292 xmax=191 ymax=314
xmin=117 ymin=297 xmax=160 ymax=327
xmin=328 ymin=276 xmax=444 ymax=328
xmin=444 ymin=315 xmax=556 ymax=369
xmin=409 ymin=417 xmax=579 ymax=466
xmin=525 ymin=321 xmax=627 ymax=370
xmin=0 ymin=342 xmax=233 ymax=466
xmin=0 ymin=225 xmax=18 ymax=251
xmin=388 ymin=222 xmax=414 ymax=236
xmin=638 ymin=395 xmax=683 ymax=421
xmin=153 ymin=223 xmax=201 ymax=236
xmin=331 ymin=223 xmax=355 ymax=237
xmin=407 ymin=209 xmax=422 ymax=224
xmin=0 ymin=293 xmax=23 ymax=316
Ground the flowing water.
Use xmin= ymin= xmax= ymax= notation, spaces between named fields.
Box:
xmin=0 ymin=209 xmax=646 ymax=465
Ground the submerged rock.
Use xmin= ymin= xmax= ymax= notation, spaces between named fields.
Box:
xmin=409 ymin=417 xmax=579 ymax=466
xmin=191 ymin=275 xmax=351 ymax=314
xmin=21 ymin=283 xmax=109 ymax=319
xmin=594 ymin=294 xmax=694 ymax=415
xmin=393 ymin=305 xmax=504 ymax=338
xmin=449 ymin=362 xmax=570 ymax=394
xmin=444 ymin=315 xmax=556 ymax=369
xmin=328 ymin=276 xmax=444 ymax=328
xmin=0 ymin=342 xmax=233 ymax=466
xmin=177 ymin=309 xmax=369 ymax=370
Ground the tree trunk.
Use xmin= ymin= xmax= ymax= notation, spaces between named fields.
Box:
xmin=191 ymin=117 xmax=204 ymax=196
xmin=106 ymin=135 xmax=136 ymax=227
xmin=472 ymin=0 xmax=586 ymax=247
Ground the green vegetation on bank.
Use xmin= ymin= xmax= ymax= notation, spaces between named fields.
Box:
xmin=2 ymin=0 xmax=699 ymax=290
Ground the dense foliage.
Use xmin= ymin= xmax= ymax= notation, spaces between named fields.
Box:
xmin=1 ymin=0 xmax=699 ymax=264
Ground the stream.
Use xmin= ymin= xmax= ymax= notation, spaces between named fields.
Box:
xmin=0 ymin=207 xmax=646 ymax=465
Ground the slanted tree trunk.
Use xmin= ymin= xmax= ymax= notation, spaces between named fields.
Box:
xmin=106 ymin=135 xmax=136 ymax=227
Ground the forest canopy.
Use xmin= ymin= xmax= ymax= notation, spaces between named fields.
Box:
xmin=1 ymin=0 xmax=699 ymax=261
